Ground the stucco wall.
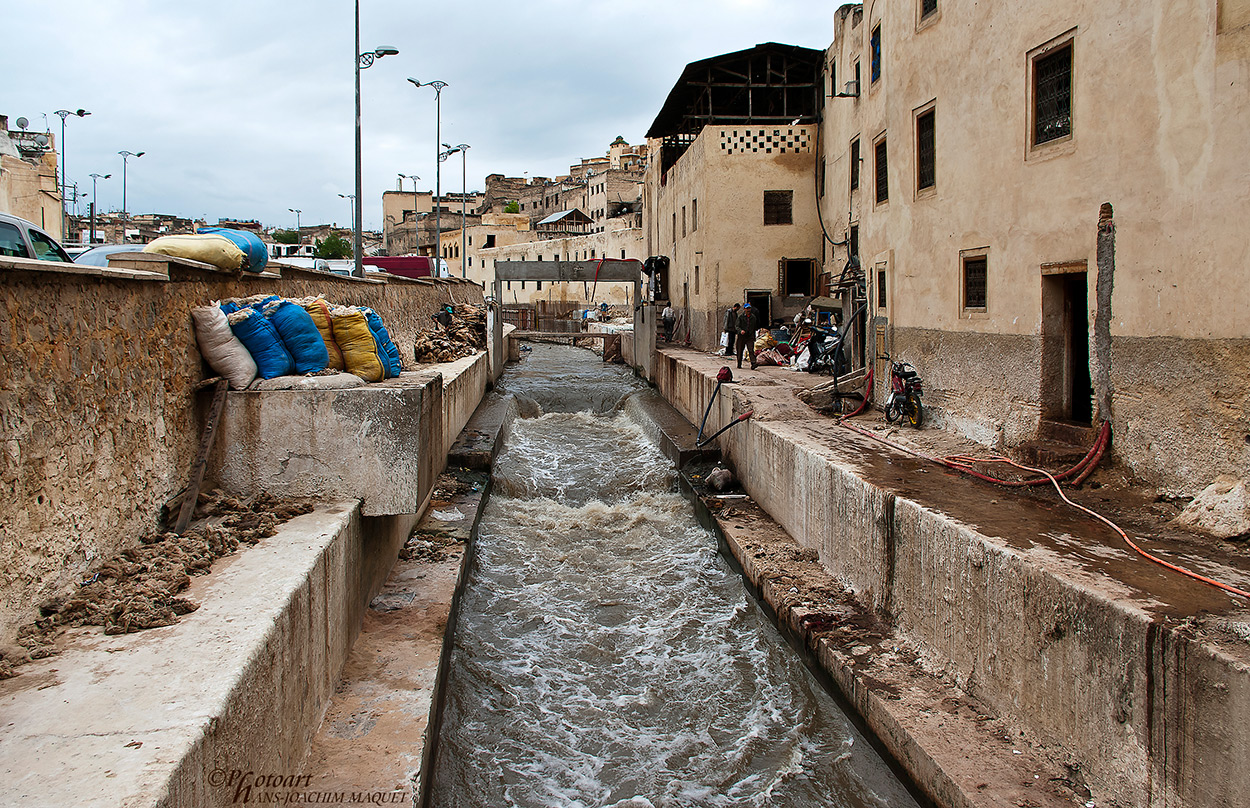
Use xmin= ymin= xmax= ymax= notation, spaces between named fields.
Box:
xmin=0 ymin=256 xmax=482 ymax=647
xmin=646 ymin=126 xmax=823 ymax=350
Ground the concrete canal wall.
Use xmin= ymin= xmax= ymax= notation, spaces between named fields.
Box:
xmin=651 ymin=349 xmax=1250 ymax=808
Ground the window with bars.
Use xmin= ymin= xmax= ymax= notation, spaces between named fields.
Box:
xmin=764 ymin=190 xmax=794 ymax=225
xmin=917 ymin=108 xmax=936 ymax=191
xmin=875 ymin=137 xmax=889 ymax=205
xmin=1034 ymin=43 xmax=1072 ymax=145
xmin=850 ymin=138 xmax=860 ymax=190
xmin=871 ymin=25 xmax=881 ymax=83
xmin=963 ymin=255 xmax=988 ymax=309
xmin=877 ymin=268 xmax=887 ymax=309
xmin=921 ymin=0 xmax=937 ymax=18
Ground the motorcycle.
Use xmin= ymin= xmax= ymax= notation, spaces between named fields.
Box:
xmin=882 ymin=354 xmax=924 ymax=427
xmin=804 ymin=322 xmax=848 ymax=376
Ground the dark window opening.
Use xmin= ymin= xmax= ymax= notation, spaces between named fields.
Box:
xmin=874 ymin=138 xmax=889 ymax=204
xmin=854 ymin=61 xmax=861 ymax=94
xmin=922 ymin=0 xmax=938 ymax=18
xmin=877 ymin=269 xmax=887 ymax=308
xmin=764 ymin=190 xmax=794 ymax=225
xmin=964 ymin=256 xmax=988 ymax=309
xmin=871 ymin=25 xmax=881 ymax=83
xmin=1034 ymin=43 xmax=1072 ymax=145
xmin=829 ymin=60 xmax=837 ymax=96
xmin=849 ymin=224 xmax=859 ymax=258
xmin=850 ymin=139 xmax=860 ymax=190
xmin=782 ymin=259 xmax=816 ymax=296
xmin=484 ymin=234 xmax=496 ymax=248
xmin=917 ymin=109 xmax=936 ymax=191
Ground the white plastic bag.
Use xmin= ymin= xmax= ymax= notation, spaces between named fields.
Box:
xmin=719 ymin=332 xmax=729 ymax=349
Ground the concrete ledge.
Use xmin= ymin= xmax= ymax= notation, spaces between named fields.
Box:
xmin=447 ymin=391 xmax=517 ymax=470
xmin=213 ymin=353 xmax=488 ymax=517
xmin=653 ymin=348 xmax=1250 ymax=808
xmin=0 ymin=502 xmax=415 ymax=808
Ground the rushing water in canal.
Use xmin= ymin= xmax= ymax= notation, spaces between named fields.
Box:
xmin=430 ymin=345 xmax=918 ymax=808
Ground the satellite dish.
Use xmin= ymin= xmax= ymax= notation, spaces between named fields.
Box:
xmin=15 ymin=117 xmax=29 ymax=130
xmin=34 ymin=134 xmax=48 ymax=148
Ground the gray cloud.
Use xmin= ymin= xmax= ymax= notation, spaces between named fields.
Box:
xmin=5 ymin=0 xmax=832 ymax=229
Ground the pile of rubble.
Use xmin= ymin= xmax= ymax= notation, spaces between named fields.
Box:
xmin=413 ymin=303 xmax=487 ymax=363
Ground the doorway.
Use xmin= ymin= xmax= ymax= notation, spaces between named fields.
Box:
xmin=745 ymin=290 xmax=772 ymax=327
xmin=1041 ymin=268 xmax=1093 ymax=424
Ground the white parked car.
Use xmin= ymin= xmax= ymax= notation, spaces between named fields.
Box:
xmin=0 ymin=212 xmax=72 ymax=263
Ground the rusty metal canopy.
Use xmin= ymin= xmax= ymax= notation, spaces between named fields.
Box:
xmin=646 ymin=42 xmax=823 ymax=139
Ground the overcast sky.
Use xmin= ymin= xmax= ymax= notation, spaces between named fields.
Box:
xmin=4 ymin=1 xmax=834 ymax=231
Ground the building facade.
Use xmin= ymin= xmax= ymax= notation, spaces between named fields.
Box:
xmin=642 ymin=4 xmax=1250 ymax=493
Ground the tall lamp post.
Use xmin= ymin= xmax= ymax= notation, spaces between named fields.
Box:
xmin=288 ymin=208 xmax=302 ymax=237
xmin=353 ymin=1 xmax=399 ymax=278
xmin=117 ymin=150 xmax=144 ymax=231
xmin=54 ymin=108 xmax=90 ymax=243
xmin=88 ymin=172 xmax=110 ymax=244
xmin=443 ymin=143 xmax=469 ymax=277
xmin=397 ymin=173 xmax=420 ymax=255
xmin=407 ymin=78 xmax=448 ymax=270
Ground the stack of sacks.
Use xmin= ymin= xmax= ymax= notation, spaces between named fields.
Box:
xmin=197 ymin=294 xmax=404 ymax=385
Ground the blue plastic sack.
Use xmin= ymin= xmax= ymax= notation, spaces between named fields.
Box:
xmin=229 ymin=309 xmax=293 ymax=379
xmin=250 ymin=294 xmax=280 ymax=312
xmin=197 ymin=227 xmax=270 ymax=273
xmin=361 ymin=307 xmax=402 ymax=378
xmin=265 ymin=300 xmax=329 ymax=374
xmin=219 ymin=300 xmax=240 ymax=315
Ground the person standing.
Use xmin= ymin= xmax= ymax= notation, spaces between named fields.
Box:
xmin=661 ymin=303 xmax=675 ymax=342
xmin=735 ymin=302 xmax=760 ymax=369
xmin=722 ymin=303 xmax=740 ymax=357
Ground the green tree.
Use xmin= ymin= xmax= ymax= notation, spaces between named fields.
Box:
xmin=504 ymin=199 xmax=520 ymax=214
xmin=272 ymin=229 xmax=300 ymax=244
xmin=314 ymin=233 xmax=353 ymax=259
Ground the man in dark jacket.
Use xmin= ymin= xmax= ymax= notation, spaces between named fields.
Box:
xmin=722 ymin=303 xmax=740 ymax=357
xmin=735 ymin=303 xmax=760 ymax=369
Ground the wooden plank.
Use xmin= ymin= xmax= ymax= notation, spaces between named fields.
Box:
xmin=174 ymin=379 xmax=229 ymax=535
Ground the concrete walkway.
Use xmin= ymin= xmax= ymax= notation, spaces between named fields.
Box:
xmin=653 ymin=346 xmax=1250 ymax=808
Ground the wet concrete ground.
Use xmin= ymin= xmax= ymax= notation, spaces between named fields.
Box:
xmin=668 ymin=346 xmax=1250 ymax=622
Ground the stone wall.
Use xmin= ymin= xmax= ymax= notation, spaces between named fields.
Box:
xmin=0 ymin=255 xmax=482 ymax=648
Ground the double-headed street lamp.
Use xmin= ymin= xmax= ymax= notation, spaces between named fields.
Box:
xmin=408 ymin=78 xmax=448 ymax=270
xmin=88 ymin=172 xmax=110 ymax=244
xmin=288 ymin=208 xmax=302 ymax=242
xmin=117 ymin=150 xmax=144 ymax=225
xmin=397 ymin=173 xmax=420 ymax=255
xmin=54 ymin=108 xmax=90 ymax=242
xmin=442 ymin=143 xmax=469 ymax=277
xmin=353 ymin=1 xmax=399 ymax=278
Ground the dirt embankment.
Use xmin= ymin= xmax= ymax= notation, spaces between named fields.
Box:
xmin=0 ymin=491 xmax=312 ymax=680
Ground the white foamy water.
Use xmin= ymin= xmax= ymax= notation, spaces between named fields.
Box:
xmin=430 ymin=345 xmax=918 ymax=808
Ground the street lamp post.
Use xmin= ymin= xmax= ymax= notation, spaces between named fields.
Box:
xmin=408 ymin=78 xmax=448 ymax=271
xmin=117 ymin=150 xmax=144 ymax=232
xmin=288 ymin=208 xmax=302 ymax=239
xmin=397 ymin=173 xmax=420 ymax=255
xmin=88 ymin=173 xmax=110 ymax=244
xmin=353 ymin=0 xmax=399 ymax=278
xmin=54 ymin=108 xmax=90 ymax=243
xmin=443 ymin=143 xmax=469 ymax=277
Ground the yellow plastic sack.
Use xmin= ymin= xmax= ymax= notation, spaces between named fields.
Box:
xmin=331 ymin=307 xmax=384 ymax=382
xmin=143 ymin=234 xmax=244 ymax=270
xmin=754 ymin=330 xmax=777 ymax=352
xmin=302 ymin=298 xmax=346 ymax=371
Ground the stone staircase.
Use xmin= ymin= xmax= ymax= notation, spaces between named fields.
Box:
xmin=1015 ymin=418 xmax=1099 ymax=472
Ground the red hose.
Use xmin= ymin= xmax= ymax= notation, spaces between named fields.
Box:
xmin=840 ymin=363 xmax=874 ymax=418
xmin=837 ymin=420 xmax=1250 ymax=601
